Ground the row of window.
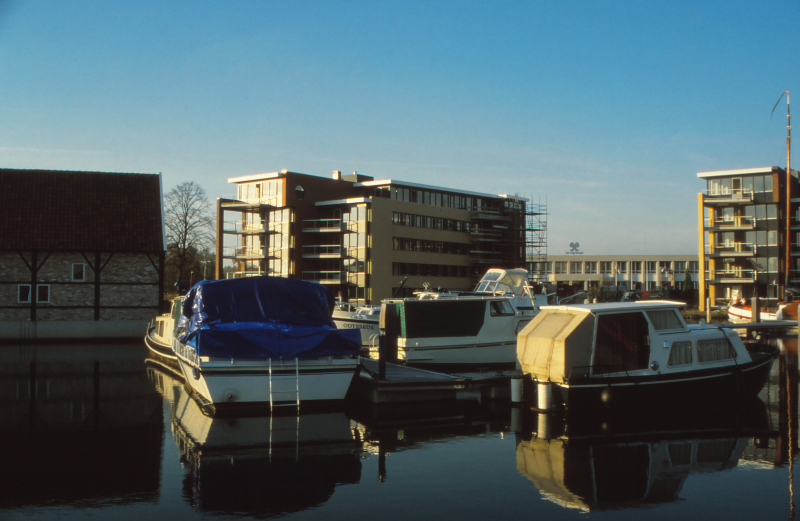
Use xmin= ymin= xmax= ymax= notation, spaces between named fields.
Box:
xmin=706 ymin=175 xmax=773 ymax=196
xmin=392 ymin=262 xmax=476 ymax=278
xmin=392 ymin=212 xmax=471 ymax=232
xmin=376 ymin=186 xmax=497 ymax=212
xmin=531 ymin=260 xmax=699 ymax=275
xmin=392 ymin=237 xmax=470 ymax=255
xmin=18 ymin=284 xmax=50 ymax=303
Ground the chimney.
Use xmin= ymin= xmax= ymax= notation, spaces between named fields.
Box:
xmin=333 ymin=170 xmax=341 ymax=180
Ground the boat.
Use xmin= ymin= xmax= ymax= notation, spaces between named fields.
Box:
xmin=144 ymin=296 xmax=183 ymax=362
xmin=331 ymin=301 xmax=382 ymax=347
xmin=727 ymin=298 xmax=800 ymax=321
xmin=517 ymin=301 xmax=778 ymax=411
xmin=382 ymin=268 xmax=548 ymax=370
xmin=173 ymin=276 xmax=362 ymax=412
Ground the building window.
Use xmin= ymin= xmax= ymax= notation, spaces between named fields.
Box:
xmin=689 ymin=261 xmax=699 ymax=273
xmin=72 ymin=263 xmax=86 ymax=282
xmin=616 ymin=262 xmax=627 ymax=274
xmin=570 ymin=262 xmax=582 ymax=274
xmin=674 ymin=261 xmax=686 ymax=273
xmin=585 ymin=262 xmax=597 ymax=274
xmin=631 ymin=262 xmax=642 ymax=274
xmin=646 ymin=261 xmax=657 ymax=274
xmin=18 ymin=285 xmax=31 ymax=303
xmin=599 ymin=262 xmax=612 ymax=274
xmin=554 ymin=262 xmax=566 ymax=274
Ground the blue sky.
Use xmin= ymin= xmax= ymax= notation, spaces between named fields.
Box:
xmin=2 ymin=0 xmax=799 ymax=255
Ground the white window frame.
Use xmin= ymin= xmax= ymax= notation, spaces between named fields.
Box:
xmin=18 ymin=284 xmax=31 ymax=303
xmin=72 ymin=263 xmax=87 ymax=282
xmin=36 ymin=284 xmax=50 ymax=303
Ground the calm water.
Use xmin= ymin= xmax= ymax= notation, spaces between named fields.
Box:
xmin=0 ymin=339 xmax=798 ymax=520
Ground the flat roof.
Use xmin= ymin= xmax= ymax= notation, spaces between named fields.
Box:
xmin=355 ymin=179 xmax=515 ymax=199
xmin=228 ymin=170 xmax=293 ymax=183
xmin=696 ymin=167 xmax=777 ymax=179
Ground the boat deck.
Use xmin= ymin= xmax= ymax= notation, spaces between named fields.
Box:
xmin=354 ymin=359 xmax=513 ymax=404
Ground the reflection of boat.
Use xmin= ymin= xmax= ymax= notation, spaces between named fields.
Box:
xmin=153 ymin=362 xmax=362 ymax=518
xmin=384 ymin=268 xmax=547 ymax=369
xmin=516 ymin=397 xmax=773 ymax=512
xmin=143 ymin=296 xmax=183 ymax=362
xmin=173 ymin=276 xmax=361 ymax=411
xmin=518 ymin=301 xmax=778 ymax=410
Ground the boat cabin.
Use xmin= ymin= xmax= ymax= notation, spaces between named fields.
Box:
xmin=517 ymin=301 xmax=751 ymax=383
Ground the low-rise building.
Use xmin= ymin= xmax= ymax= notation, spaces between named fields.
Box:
xmin=0 ymin=169 xmax=165 ymax=339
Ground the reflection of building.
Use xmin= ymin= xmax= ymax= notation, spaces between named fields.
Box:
xmin=215 ymin=170 xmax=546 ymax=303
xmin=0 ymin=169 xmax=165 ymax=339
xmin=0 ymin=343 xmax=163 ymax=509
xmin=697 ymin=167 xmax=798 ymax=310
xmin=530 ymin=255 xmax=698 ymax=292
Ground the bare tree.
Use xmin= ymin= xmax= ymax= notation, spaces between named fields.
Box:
xmin=164 ymin=181 xmax=214 ymax=289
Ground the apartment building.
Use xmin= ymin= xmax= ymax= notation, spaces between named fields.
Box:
xmin=530 ymin=255 xmax=699 ymax=292
xmin=215 ymin=170 xmax=546 ymax=303
xmin=697 ymin=166 xmax=798 ymax=310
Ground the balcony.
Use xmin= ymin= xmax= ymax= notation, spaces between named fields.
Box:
xmin=222 ymin=221 xmax=276 ymax=235
xmin=703 ymin=189 xmax=754 ymax=204
xmin=222 ymin=246 xmax=281 ymax=260
xmin=705 ymin=269 xmax=756 ymax=284
xmin=302 ymin=245 xmax=346 ymax=259
xmin=706 ymin=242 xmax=756 ymax=257
xmin=226 ymin=271 xmax=265 ymax=279
xmin=302 ymin=271 xmax=342 ymax=284
xmin=303 ymin=219 xmax=345 ymax=233
xmin=703 ymin=216 xmax=756 ymax=231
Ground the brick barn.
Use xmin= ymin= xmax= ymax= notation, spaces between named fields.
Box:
xmin=0 ymin=169 xmax=165 ymax=340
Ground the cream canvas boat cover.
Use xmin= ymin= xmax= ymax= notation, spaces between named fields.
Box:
xmin=517 ymin=308 xmax=595 ymax=383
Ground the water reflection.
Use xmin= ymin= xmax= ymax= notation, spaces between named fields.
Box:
xmin=146 ymin=358 xmax=362 ymax=518
xmin=0 ymin=342 xmax=163 ymax=509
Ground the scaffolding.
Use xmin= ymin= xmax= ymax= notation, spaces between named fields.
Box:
xmin=525 ymin=195 xmax=548 ymax=284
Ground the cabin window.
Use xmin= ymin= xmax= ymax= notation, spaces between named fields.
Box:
xmin=18 ymin=284 xmax=31 ymax=303
xmin=490 ymin=300 xmax=515 ymax=316
xmin=593 ymin=312 xmax=650 ymax=374
xmin=72 ymin=263 xmax=86 ymax=282
xmin=646 ymin=310 xmax=683 ymax=330
xmin=667 ymin=341 xmax=693 ymax=367
xmin=697 ymin=338 xmax=736 ymax=363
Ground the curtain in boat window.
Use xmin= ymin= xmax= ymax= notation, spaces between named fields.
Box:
xmin=593 ymin=312 xmax=650 ymax=374
xmin=697 ymin=338 xmax=736 ymax=362
xmin=647 ymin=310 xmax=683 ymax=330
xmin=667 ymin=341 xmax=692 ymax=367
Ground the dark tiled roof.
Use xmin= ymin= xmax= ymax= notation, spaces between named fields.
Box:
xmin=0 ymin=169 xmax=164 ymax=252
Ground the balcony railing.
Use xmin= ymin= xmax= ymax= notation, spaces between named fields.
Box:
xmin=223 ymin=221 xmax=267 ymax=233
xmin=302 ymin=271 xmax=342 ymax=283
xmin=705 ymin=269 xmax=757 ymax=283
xmin=707 ymin=242 xmax=756 ymax=255
xmin=222 ymin=246 xmax=282 ymax=259
xmin=302 ymin=245 xmax=343 ymax=258
xmin=703 ymin=189 xmax=754 ymax=202
xmin=302 ymin=219 xmax=344 ymax=233
xmin=703 ymin=216 xmax=756 ymax=230
xmin=226 ymin=271 xmax=265 ymax=279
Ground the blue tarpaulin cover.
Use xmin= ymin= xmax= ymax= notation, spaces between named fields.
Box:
xmin=176 ymin=276 xmax=361 ymax=359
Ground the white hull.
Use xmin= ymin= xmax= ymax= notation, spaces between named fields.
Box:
xmin=727 ymin=305 xmax=777 ymax=322
xmin=176 ymin=348 xmax=359 ymax=406
xmin=399 ymin=340 xmax=517 ymax=367
xmin=332 ymin=316 xmax=380 ymax=346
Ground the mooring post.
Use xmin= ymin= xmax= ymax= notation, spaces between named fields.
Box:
xmin=752 ymin=296 xmax=760 ymax=323
xmin=706 ymin=297 xmax=712 ymax=324
xmin=378 ymin=302 xmax=399 ymax=380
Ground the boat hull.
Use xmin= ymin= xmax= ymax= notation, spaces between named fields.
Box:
xmin=176 ymin=353 xmax=359 ymax=409
xmin=551 ymin=351 xmax=776 ymax=412
xmin=398 ymin=340 xmax=517 ymax=370
xmin=144 ymin=324 xmax=178 ymax=362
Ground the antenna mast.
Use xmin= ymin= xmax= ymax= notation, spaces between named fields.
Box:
xmin=775 ymin=91 xmax=793 ymax=298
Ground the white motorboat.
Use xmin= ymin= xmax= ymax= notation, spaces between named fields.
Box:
xmin=518 ymin=301 xmax=778 ymax=410
xmin=173 ymin=276 xmax=362 ymax=412
xmin=331 ymin=301 xmax=382 ymax=347
xmin=383 ymin=268 xmax=548 ymax=369
xmin=144 ymin=296 xmax=183 ymax=362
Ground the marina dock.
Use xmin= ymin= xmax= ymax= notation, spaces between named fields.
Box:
xmin=353 ymin=358 xmax=514 ymax=404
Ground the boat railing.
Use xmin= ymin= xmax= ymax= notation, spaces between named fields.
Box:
xmin=567 ymin=365 xmax=630 ymax=380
